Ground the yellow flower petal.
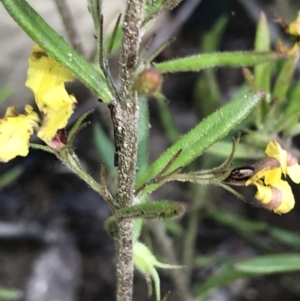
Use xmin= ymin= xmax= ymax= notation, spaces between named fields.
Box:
xmin=26 ymin=45 xmax=77 ymax=143
xmin=37 ymin=91 xmax=76 ymax=143
xmin=287 ymin=164 xmax=300 ymax=184
xmin=263 ymin=167 xmax=282 ymax=185
xmin=265 ymin=140 xmax=288 ymax=173
xmin=287 ymin=12 xmax=300 ymax=36
xmin=254 ymin=180 xmax=295 ymax=214
xmin=0 ymin=105 xmax=39 ymax=162
xmin=246 ymin=167 xmax=282 ymax=186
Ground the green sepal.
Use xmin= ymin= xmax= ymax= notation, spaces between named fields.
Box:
xmin=133 ymin=241 xmax=182 ymax=301
xmin=67 ymin=110 xmax=94 ymax=144
xmin=254 ymin=12 xmax=271 ymax=92
xmin=165 ymin=137 xmax=239 ymax=186
xmin=1 ymin=0 xmax=112 ymax=103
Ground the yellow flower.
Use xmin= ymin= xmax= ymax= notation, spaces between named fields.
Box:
xmin=0 ymin=46 xmax=77 ymax=163
xmin=286 ymin=12 xmax=300 ymax=37
xmin=26 ymin=45 xmax=77 ymax=143
xmin=0 ymin=105 xmax=39 ymax=162
xmin=245 ymin=140 xmax=300 ymax=214
xmin=248 ymin=140 xmax=300 ymax=185
xmin=275 ymin=13 xmax=300 ymax=55
xmin=253 ymin=180 xmax=295 ymax=214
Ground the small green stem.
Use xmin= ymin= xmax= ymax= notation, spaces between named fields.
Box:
xmin=58 ymin=150 xmax=102 ymax=194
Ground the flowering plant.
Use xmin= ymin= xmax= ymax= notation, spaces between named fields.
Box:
xmin=1 ymin=2 xmax=300 ymax=301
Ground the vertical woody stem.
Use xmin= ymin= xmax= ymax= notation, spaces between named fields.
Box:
xmin=116 ymin=1 xmax=144 ymax=301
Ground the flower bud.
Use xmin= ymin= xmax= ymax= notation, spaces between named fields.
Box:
xmin=48 ymin=129 xmax=67 ymax=150
xmin=133 ymin=68 xmax=163 ymax=96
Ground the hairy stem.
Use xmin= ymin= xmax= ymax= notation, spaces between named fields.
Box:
xmin=116 ymin=1 xmax=144 ymax=301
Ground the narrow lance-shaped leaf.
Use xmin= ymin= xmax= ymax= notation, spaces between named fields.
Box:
xmin=1 ymin=0 xmax=112 ymax=103
xmin=195 ymin=17 xmax=228 ymax=116
xmin=155 ymin=51 xmax=284 ymax=73
xmin=201 ymin=16 xmax=228 ymax=53
xmin=136 ymin=91 xmax=265 ymax=192
xmin=194 ymin=269 xmax=253 ymax=296
xmin=104 ymin=201 xmax=185 ymax=237
xmin=272 ymin=51 xmax=299 ymax=103
xmin=195 ymin=253 xmax=300 ymax=296
xmin=235 ymin=254 xmax=300 ymax=274
xmin=206 ymin=141 xmax=264 ymax=159
xmin=280 ymin=80 xmax=300 ymax=136
xmin=116 ymin=201 xmax=185 ymax=220
xmin=93 ymin=124 xmax=115 ymax=172
xmin=254 ymin=12 xmax=271 ymax=92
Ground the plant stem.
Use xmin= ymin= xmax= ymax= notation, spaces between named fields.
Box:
xmin=116 ymin=1 xmax=143 ymax=301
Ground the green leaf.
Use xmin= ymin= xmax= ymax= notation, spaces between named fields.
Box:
xmin=206 ymin=141 xmax=264 ymax=159
xmin=117 ymin=201 xmax=185 ymax=219
xmin=1 ymin=0 xmax=112 ymax=103
xmin=285 ymin=123 xmax=300 ymax=137
xmin=254 ymin=12 xmax=271 ymax=92
xmin=0 ymin=166 xmax=24 ymax=189
xmin=194 ymin=16 xmax=228 ymax=117
xmin=156 ymin=96 xmax=180 ymax=144
xmin=201 ymin=16 xmax=228 ymax=53
xmin=206 ymin=207 xmax=267 ymax=233
xmin=195 ymin=254 xmax=300 ymax=296
xmin=104 ymin=25 xmax=123 ymax=54
xmin=269 ymin=228 xmax=300 ymax=249
xmin=194 ymin=68 xmax=220 ymax=117
xmin=87 ymin=0 xmax=102 ymax=43
xmin=272 ymin=51 xmax=299 ymax=103
xmin=93 ymin=124 xmax=115 ymax=172
xmin=136 ymin=91 xmax=264 ymax=193
xmin=155 ymin=52 xmax=284 ymax=73
xmin=194 ymin=269 xmax=253 ymax=296
xmin=235 ymin=254 xmax=300 ymax=274
xmin=281 ymin=80 xmax=300 ymax=134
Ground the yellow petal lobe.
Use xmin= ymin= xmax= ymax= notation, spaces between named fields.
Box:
xmin=26 ymin=45 xmax=76 ymax=143
xmin=0 ymin=105 xmax=39 ymax=162
xmin=287 ymin=164 xmax=300 ymax=184
xmin=254 ymin=180 xmax=295 ymax=214
xmin=265 ymin=140 xmax=288 ymax=173
xmin=287 ymin=12 xmax=300 ymax=36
